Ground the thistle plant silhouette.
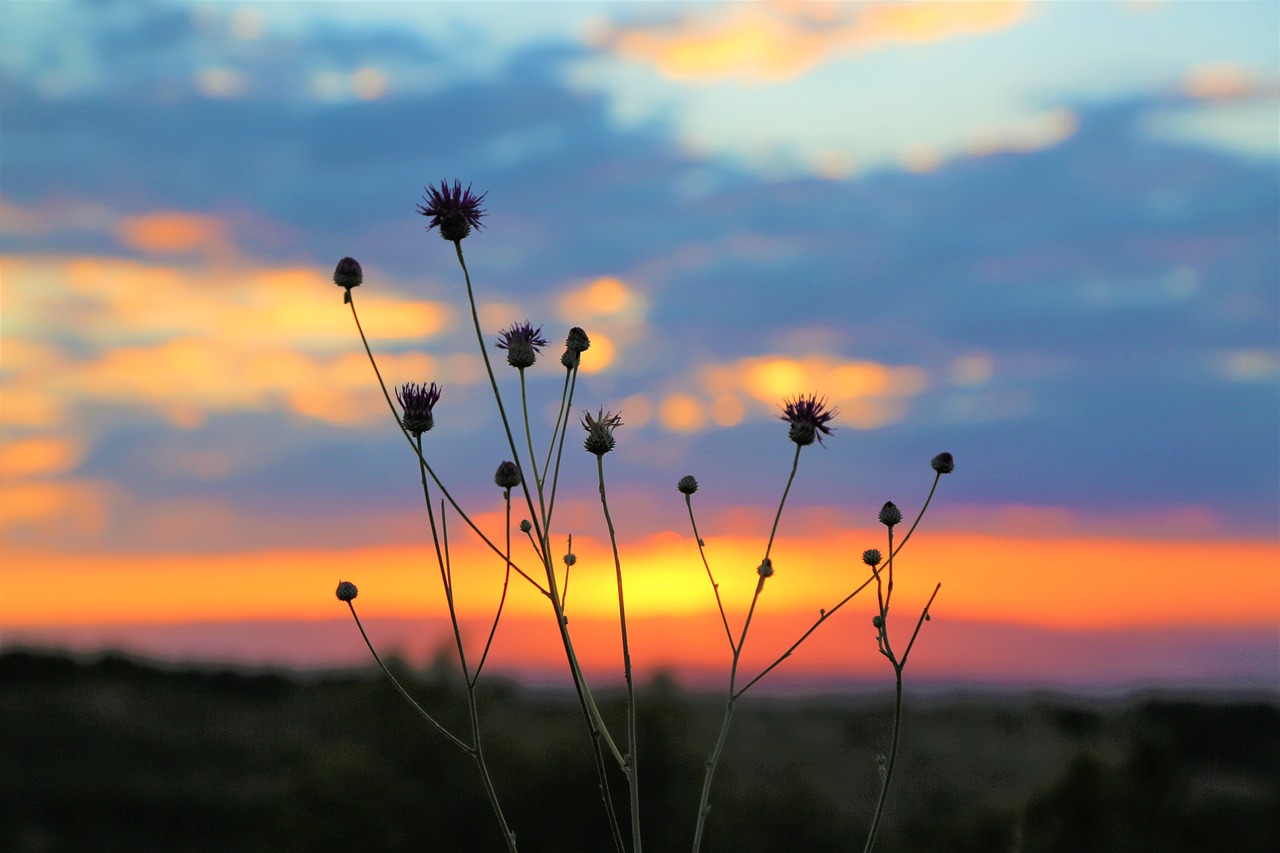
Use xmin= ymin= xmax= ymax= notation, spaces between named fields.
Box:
xmin=330 ymin=181 xmax=953 ymax=852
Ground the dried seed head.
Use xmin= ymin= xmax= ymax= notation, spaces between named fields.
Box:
xmin=335 ymin=580 xmax=359 ymax=602
xmin=872 ymin=614 xmax=883 ymax=629
xmin=677 ymin=475 xmax=699 ymax=495
xmin=519 ymin=519 xmax=532 ymax=533
xmin=862 ymin=548 xmax=882 ymax=567
xmin=582 ymin=408 xmax=623 ymax=456
xmin=931 ymin=452 xmax=955 ymax=474
xmin=563 ymin=553 xmax=577 ymax=567
xmin=878 ymin=501 xmax=903 ymax=528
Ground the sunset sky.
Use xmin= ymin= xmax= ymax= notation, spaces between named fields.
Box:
xmin=2 ymin=0 xmax=1277 ymax=692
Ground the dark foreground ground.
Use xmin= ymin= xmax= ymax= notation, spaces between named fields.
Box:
xmin=2 ymin=649 xmax=1276 ymax=853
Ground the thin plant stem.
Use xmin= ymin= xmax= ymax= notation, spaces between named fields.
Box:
xmin=452 ymin=241 xmax=546 ymax=551
xmin=473 ymin=488 xmax=515 ymax=684
xmin=692 ymin=443 xmax=804 ymax=851
xmin=901 ymin=583 xmax=941 ymax=667
xmin=862 ymin=667 xmax=903 ymax=853
xmin=344 ymin=601 xmax=469 ymax=752
xmin=541 ymin=368 xmax=573 ymax=483
xmin=542 ymin=365 xmax=580 ymax=531
xmin=736 ymin=571 xmax=877 ymax=698
xmin=345 ymin=293 xmax=547 ymax=596
xmin=691 ymin=578 xmax=765 ymax=853
xmin=596 ymin=455 xmax=642 ymax=853
xmin=684 ymin=495 xmax=734 ymax=652
xmin=418 ymin=440 xmax=517 ymax=852
xmin=763 ymin=444 xmax=802 ymax=559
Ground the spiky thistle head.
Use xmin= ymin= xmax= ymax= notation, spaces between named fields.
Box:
xmin=582 ymin=408 xmax=623 ymax=456
xmin=496 ymin=321 xmax=548 ymax=369
xmin=780 ymin=394 xmax=837 ymax=447
xmin=335 ymin=580 xmax=358 ymax=602
xmin=417 ymin=180 xmax=487 ymax=241
xmin=396 ymin=382 xmax=441 ymax=436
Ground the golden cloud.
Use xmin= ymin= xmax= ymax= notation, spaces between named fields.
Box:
xmin=2 ymin=254 xmax=468 ymax=430
xmin=599 ymin=0 xmax=1027 ymax=82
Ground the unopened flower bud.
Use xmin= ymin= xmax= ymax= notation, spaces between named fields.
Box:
xmin=519 ymin=519 xmax=532 ymax=533
xmin=565 ymin=326 xmax=590 ymax=352
xmin=878 ymin=501 xmax=902 ymax=528
xmin=334 ymin=257 xmax=363 ymax=288
xmin=334 ymin=257 xmax=362 ymax=303
xmin=931 ymin=452 xmax=955 ymax=474
xmin=564 ymin=553 xmax=577 ymax=567
xmin=757 ymin=557 xmax=774 ymax=578
xmin=677 ymin=475 xmax=699 ymax=495
xmin=862 ymin=549 xmax=882 ymax=567
xmin=494 ymin=461 xmax=521 ymax=489
xmin=872 ymin=614 xmax=883 ymax=629
xmin=335 ymin=580 xmax=359 ymax=602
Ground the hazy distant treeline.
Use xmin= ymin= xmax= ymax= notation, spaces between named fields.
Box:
xmin=2 ymin=650 xmax=1276 ymax=852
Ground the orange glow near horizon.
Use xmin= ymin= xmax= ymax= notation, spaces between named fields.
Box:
xmin=4 ymin=531 xmax=1276 ymax=638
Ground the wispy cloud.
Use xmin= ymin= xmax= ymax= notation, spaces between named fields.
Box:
xmin=597 ymin=0 xmax=1028 ymax=82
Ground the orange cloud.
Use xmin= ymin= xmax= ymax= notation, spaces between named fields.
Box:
xmin=693 ymin=354 xmax=928 ymax=431
xmin=115 ymin=212 xmax=232 ymax=255
xmin=1181 ymin=62 xmax=1280 ymax=102
xmin=600 ymin=1 xmax=1028 ymax=81
xmin=3 ymin=255 xmax=464 ymax=428
xmin=0 ymin=436 xmax=82 ymax=477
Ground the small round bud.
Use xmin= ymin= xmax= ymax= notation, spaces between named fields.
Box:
xmin=561 ymin=349 xmax=579 ymax=369
xmin=677 ymin=475 xmax=699 ymax=495
xmin=862 ymin=548 xmax=882 ymax=567
xmin=333 ymin=257 xmax=363 ymax=289
xmin=757 ymin=557 xmax=774 ymax=579
xmin=878 ymin=501 xmax=902 ymax=528
xmin=931 ymin=452 xmax=954 ymax=474
xmin=335 ymin=580 xmax=359 ymax=602
xmin=494 ymin=461 xmax=521 ymax=489
xmin=563 ymin=553 xmax=577 ymax=567
xmin=925 ymin=612 xmax=931 ymax=622
xmin=519 ymin=519 xmax=532 ymax=533
xmin=871 ymin=614 xmax=883 ymax=629
xmin=565 ymin=327 xmax=591 ymax=354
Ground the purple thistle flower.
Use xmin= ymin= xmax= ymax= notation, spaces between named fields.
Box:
xmin=780 ymin=394 xmax=837 ymax=447
xmin=496 ymin=321 xmax=549 ymax=369
xmin=396 ymin=382 xmax=442 ymax=436
xmin=417 ymin=180 xmax=487 ymax=241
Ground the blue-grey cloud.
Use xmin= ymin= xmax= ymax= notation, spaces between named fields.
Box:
xmin=4 ymin=0 xmax=1276 ymax=547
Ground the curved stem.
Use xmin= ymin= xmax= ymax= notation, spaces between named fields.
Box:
xmin=453 ymin=241 xmax=548 ymax=555
xmin=736 ymin=570 xmax=876 ymax=698
xmin=346 ymin=293 xmax=547 ymax=596
xmin=344 ymin=602 xmax=469 ymax=752
xmin=685 ymin=495 xmax=734 ymax=652
xmin=763 ymin=444 xmax=802 ymax=560
xmin=474 ymin=489 xmax=514 ymax=684
xmin=597 ymin=455 xmax=642 ymax=852
xmin=863 ymin=669 xmax=903 ymax=853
